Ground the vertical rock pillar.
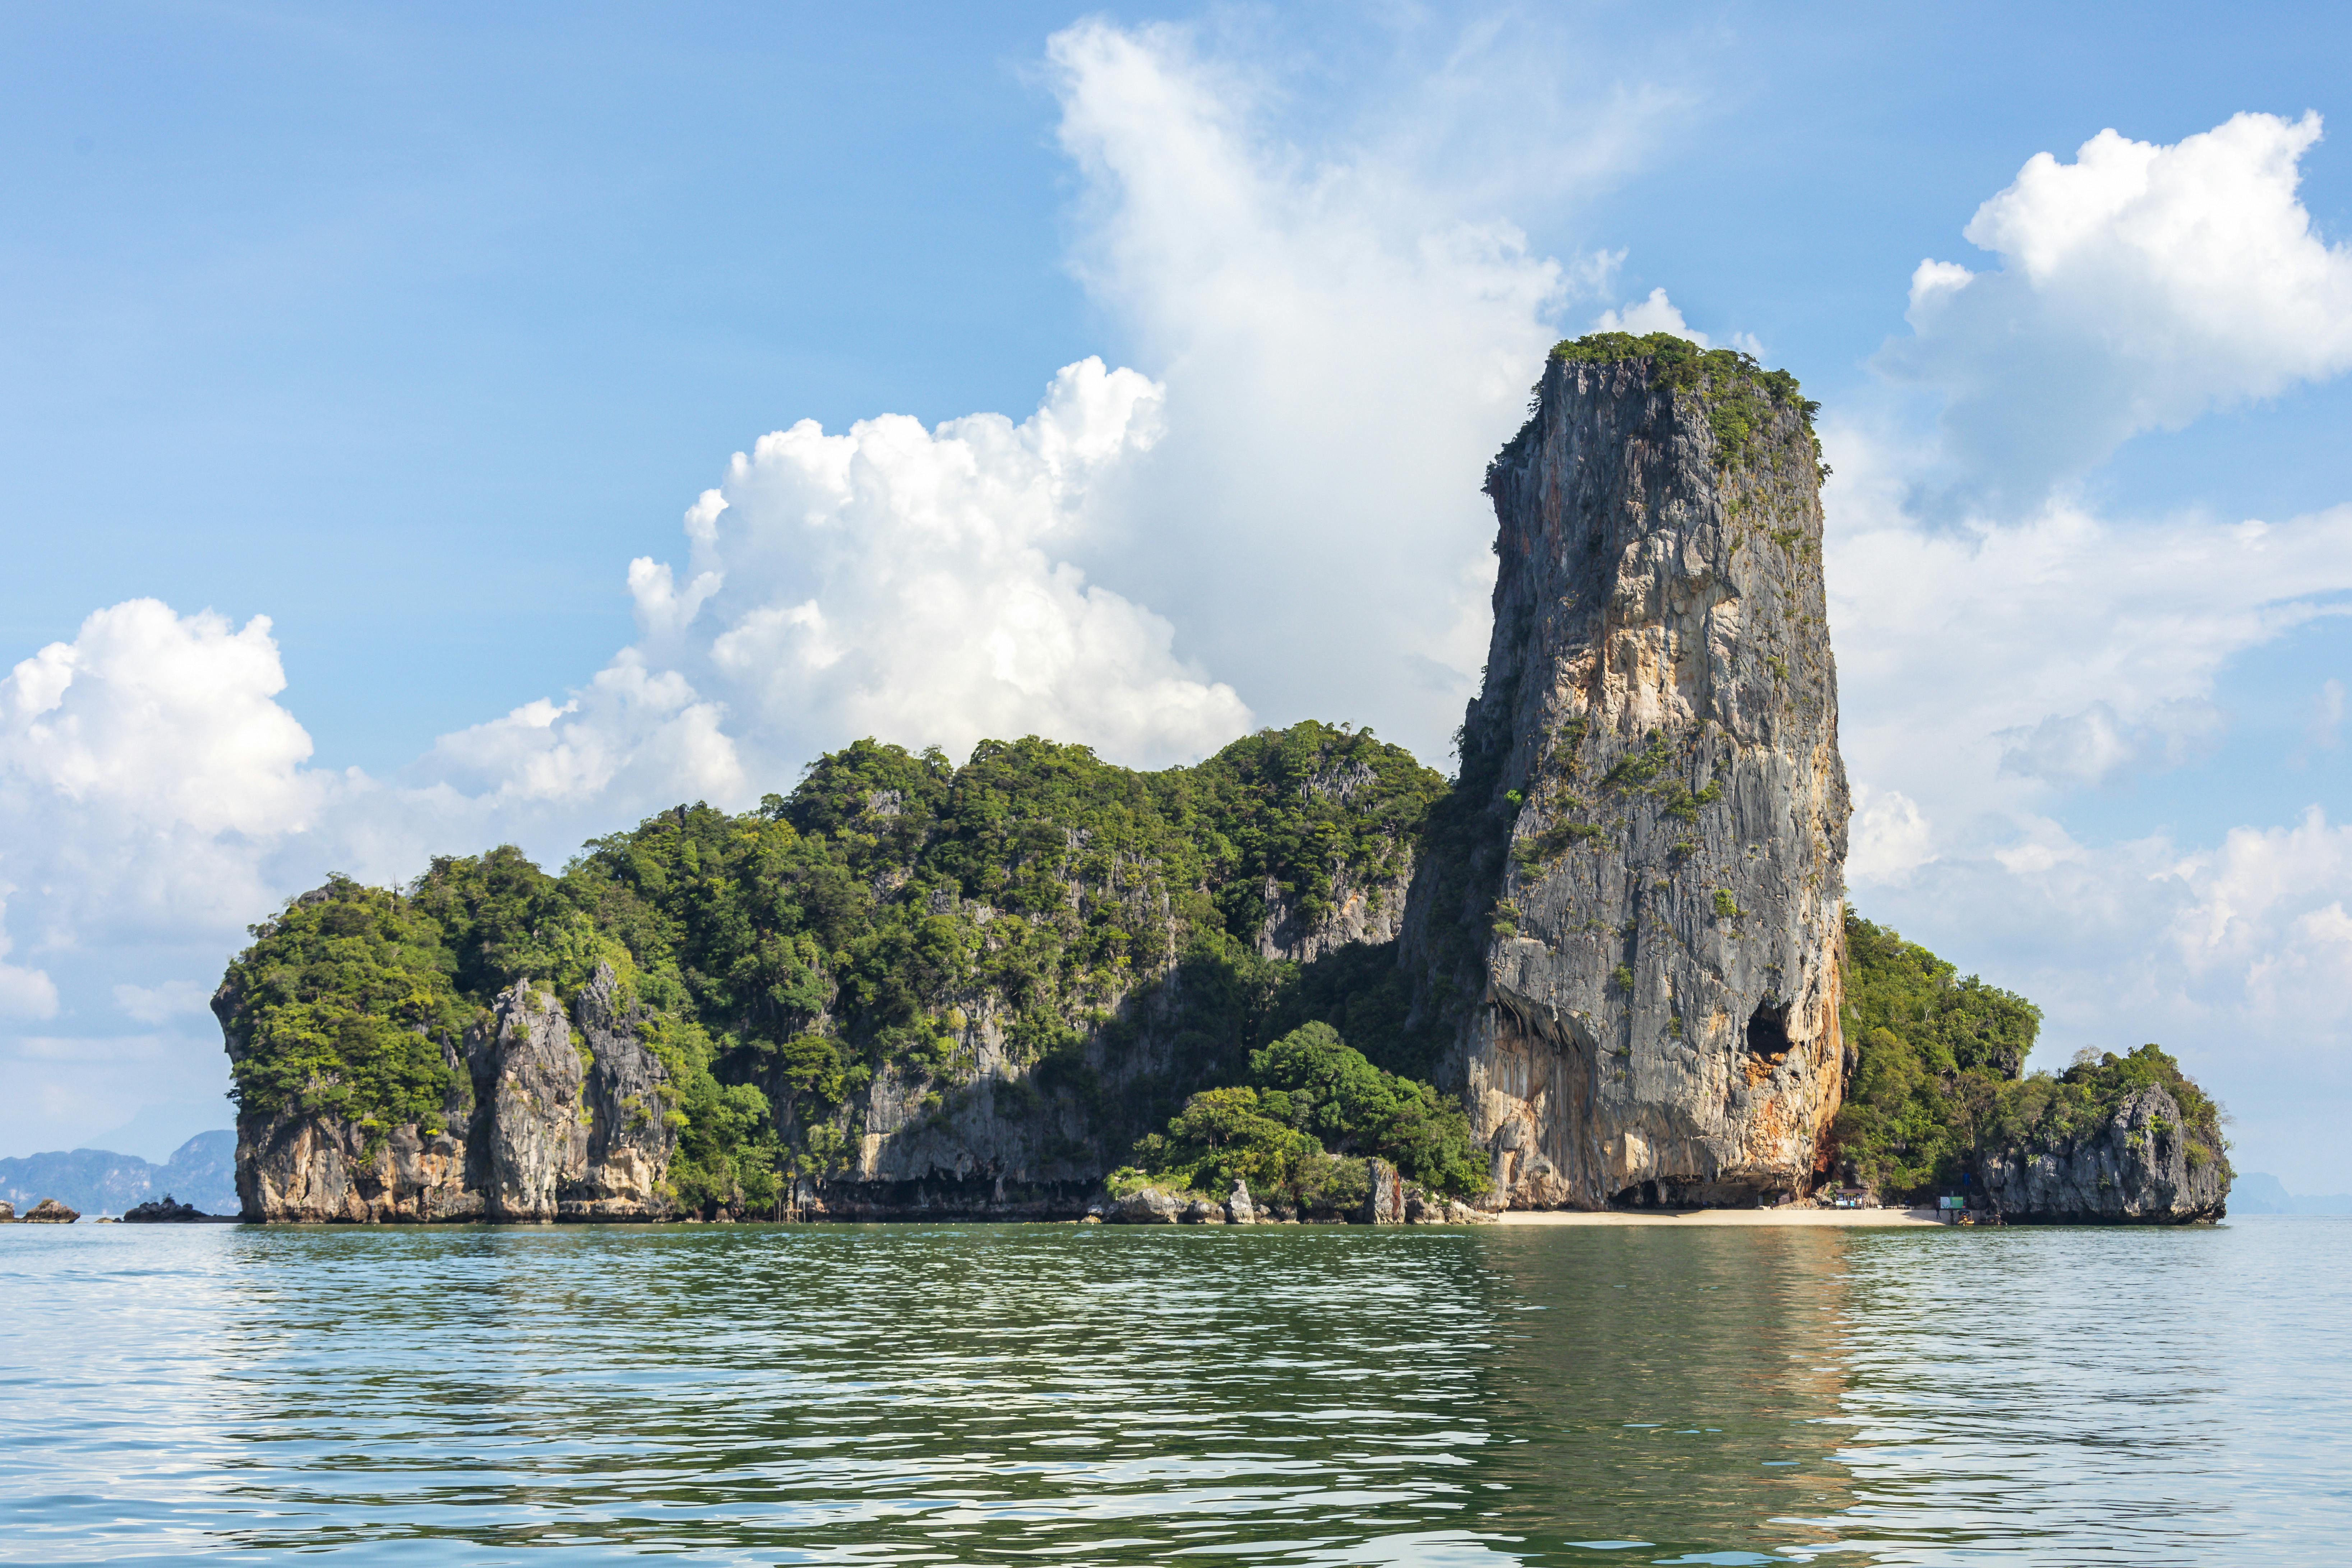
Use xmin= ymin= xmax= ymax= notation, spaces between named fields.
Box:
xmin=1408 ymin=334 xmax=1852 ymax=1208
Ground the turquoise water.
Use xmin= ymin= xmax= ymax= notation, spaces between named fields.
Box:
xmin=0 ymin=1217 xmax=2344 ymax=1564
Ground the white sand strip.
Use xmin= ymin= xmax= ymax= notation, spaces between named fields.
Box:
xmin=1494 ymin=1206 xmax=1949 ymax=1227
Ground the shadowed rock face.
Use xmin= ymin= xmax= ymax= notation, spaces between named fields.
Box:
xmin=1984 ymin=1084 xmax=2229 ymax=1223
xmin=1408 ymin=347 xmax=1851 ymax=1209
xmin=231 ymin=963 xmax=678 ymax=1224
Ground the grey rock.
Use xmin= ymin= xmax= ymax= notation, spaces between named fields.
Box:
xmin=1983 ymin=1084 xmax=2227 ymax=1224
xmin=1180 ymin=1198 xmax=1225 ymax=1224
xmin=0 ymin=1200 xmax=12 ymax=1222
xmin=23 ymin=1197 xmax=78 ymax=1223
xmin=1362 ymin=1159 xmax=1404 ymax=1224
xmin=230 ymin=961 xmax=677 ymax=1224
xmin=1110 ymin=1186 xmax=1181 ymax=1224
xmin=1408 ymin=347 xmax=1849 ymax=1211
xmin=120 ymin=1193 xmax=231 ymax=1222
xmin=1224 ymin=1180 xmax=1255 ymax=1225
xmin=555 ymin=966 xmax=677 ymax=1221
xmin=475 ymin=980 xmax=586 ymax=1222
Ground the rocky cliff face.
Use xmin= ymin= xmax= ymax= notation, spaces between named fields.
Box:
xmin=1408 ymin=339 xmax=1851 ymax=1209
xmin=231 ymin=963 xmax=678 ymax=1223
xmin=1983 ymin=1083 xmax=2227 ymax=1223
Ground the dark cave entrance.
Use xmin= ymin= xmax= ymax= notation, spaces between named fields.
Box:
xmin=1747 ymin=999 xmax=1793 ymax=1063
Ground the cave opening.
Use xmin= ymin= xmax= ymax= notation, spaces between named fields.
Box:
xmin=1747 ymin=999 xmax=1793 ymax=1062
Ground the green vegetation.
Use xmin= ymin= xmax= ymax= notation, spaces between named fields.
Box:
xmin=1559 ymin=332 xmax=1817 ymax=469
xmin=1992 ymin=1045 xmax=2229 ymax=1175
xmin=1830 ymin=912 xmax=2227 ymax=1198
xmin=221 ymin=878 xmax=470 ymax=1147
xmin=1120 ymin=1022 xmax=1488 ymax=1204
xmin=220 ymin=722 xmax=1454 ymax=1206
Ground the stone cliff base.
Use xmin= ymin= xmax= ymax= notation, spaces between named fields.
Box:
xmin=1498 ymin=1207 xmax=1947 ymax=1227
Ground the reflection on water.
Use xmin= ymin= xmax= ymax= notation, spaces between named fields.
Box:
xmin=0 ymin=1217 xmax=2344 ymax=1564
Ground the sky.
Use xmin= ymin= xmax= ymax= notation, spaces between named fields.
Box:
xmin=3 ymin=2 xmax=2349 ymax=1187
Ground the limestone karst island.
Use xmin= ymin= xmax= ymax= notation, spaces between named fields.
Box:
xmin=214 ymin=335 xmax=2231 ymax=1229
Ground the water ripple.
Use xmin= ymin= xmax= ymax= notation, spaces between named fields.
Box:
xmin=1 ymin=1217 xmax=2344 ymax=1563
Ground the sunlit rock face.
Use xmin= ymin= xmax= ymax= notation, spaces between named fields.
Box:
xmin=1406 ymin=343 xmax=1852 ymax=1209
xmin=229 ymin=963 xmax=678 ymax=1224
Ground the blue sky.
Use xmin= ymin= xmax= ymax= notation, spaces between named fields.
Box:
xmin=4 ymin=2 xmax=2349 ymax=1185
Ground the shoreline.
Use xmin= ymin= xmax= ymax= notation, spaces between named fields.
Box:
xmin=1496 ymin=1206 xmax=1950 ymax=1228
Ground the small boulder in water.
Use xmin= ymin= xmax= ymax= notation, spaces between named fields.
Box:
xmin=122 ymin=1193 xmax=219 ymax=1223
xmin=23 ymin=1198 xmax=79 ymax=1224
xmin=1224 ymin=1180 xmax=1255 ymax=1225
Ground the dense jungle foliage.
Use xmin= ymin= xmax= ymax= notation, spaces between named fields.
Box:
xmin=1831 ymin=912 xmax=2228 ymax=1198
xmin=1119 ymin=1021 xmax=1488 ymax=1204
xmin=220 ymin=721 xmax=1452 ymax=1206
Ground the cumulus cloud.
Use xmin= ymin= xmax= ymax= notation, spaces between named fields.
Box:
xmin=442 ymin=355 xmax=1252 ymax=800
xmin=0 ymin=601 xmax=347 ymax=947
xmin=1881 ymin=112 xmax=2352 ymax=514
xmin=1595 ymin=286 xmax=1704 ymax=341
xmin=1042 ymin=18 xmax=1662 ymax=761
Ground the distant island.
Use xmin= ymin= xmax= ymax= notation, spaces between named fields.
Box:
xmin=209 ymin=335 xmax=2231 ymax=1227
xmin=0 ymin=1132 xmax=236 ymax=1219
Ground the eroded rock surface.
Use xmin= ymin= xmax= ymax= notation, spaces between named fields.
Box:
xmin=231 ymin=963 xmax=677 ymax=1224
xmin=1409 ymin=344 xmax=1850 ymax=1209
xmin=24 ymin=1198 xmax=78 ymax=1223
xmin=1984 ymin=1084 xmax=2228 ymax=1223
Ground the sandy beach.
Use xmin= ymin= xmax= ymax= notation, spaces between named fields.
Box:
xmin=1495 ymin=1206 xmax=1950 ymax=1228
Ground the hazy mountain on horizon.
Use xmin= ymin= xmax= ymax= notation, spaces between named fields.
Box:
xmin=0 ymin=1131 xmax=237 ymax=1217
xmin=2230 ymin=1174 xmax=2352 ymax=1215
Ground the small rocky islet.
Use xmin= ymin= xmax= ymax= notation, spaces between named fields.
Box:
xmin=206 ymin=334 xmax=2230 ymax=1229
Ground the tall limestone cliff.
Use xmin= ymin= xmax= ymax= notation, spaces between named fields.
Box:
xmin=1406 ymin=333 xmax=1852 ymax=1209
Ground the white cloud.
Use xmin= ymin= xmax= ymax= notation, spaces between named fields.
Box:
xmin=1880 ymin=112 xmax=2352 ymax=513
xmin=1041 ymin=18 xmax=1656 ymax=761
xmin=1997 ymin=698 xmax=2227 ymax=790
xmin=1 ymin=600 xmax=323 ymax=838
xmin=0 ymin=905 xmax=57 ymax=1021
xmin=1594 ymin=286 xmax=1708 ymax=342
xmin=1847 ymin=784 xmax=1934 ymax=883
xmin=417 ymin=653 xmax=744 ymax=809
xmin=591 ymin=355 xmax=1249 ymax=777
xmin=1827 ymin=458 xmax=2352 ymax=867
xmin=112 ymin=979 xmax=213 ymax=1024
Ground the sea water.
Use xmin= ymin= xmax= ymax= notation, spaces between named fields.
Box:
xmin=0 ymin=1216 xmax=2344 ymax=1564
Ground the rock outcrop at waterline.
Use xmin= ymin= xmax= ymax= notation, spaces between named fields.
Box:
xmin=1984 ymin=1082 xmax=2228 ymax=1224
xmin=228 ymin=964 xmax=678 ymax=1223
xmin=1406 ymin=336 xmax=1851 ymax=1209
